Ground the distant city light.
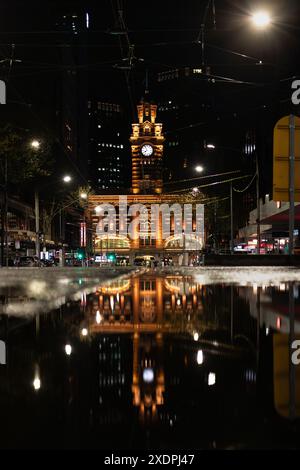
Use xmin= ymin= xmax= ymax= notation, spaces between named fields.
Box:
xmin=30 ymin=139 xmax=40 ymax=149
xmin=81 ymin=328 xmax=88 ymax=336
xmin=193 ymin=332 xmax=199 ymax=341
xmin=65 ymin=344 xmax=72 ymax=356
xmin=96 ymin=310 xmax=102 ymax=324
xmin=86 ymin=12 xmax=90 ymax=29
xmin=143 ymin=368 xmax=154 ymax=383
xmin=80 ymin=192 xmax=88 ymax=199
xmin=33 ymin=377 xmax=41 ymax=391
xmin=193 ymin=187 xmax=199 ymax=193
xmin=208 ymin=372 xmax=216 ymax=386
xmin=195 ymin=165 xmax=204 ymax=173
xmin=252 ymin=11 xmax=271 ymax=28
xmin=197 ymin=350 xmax=204 ymax=365
xmin=206 ymin=143 xmax=216 ymax=149
xmin=63 ymin=175 xmax=72 ymax=183
xmin=276 ymin=317 xmax=281 ymax=330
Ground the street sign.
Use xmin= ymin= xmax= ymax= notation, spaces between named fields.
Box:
xmin=273 ymin=115 xmax=300 ymax=202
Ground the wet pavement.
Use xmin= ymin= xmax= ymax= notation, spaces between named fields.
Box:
xmin=0 ymin=266 xmax=300 ymax=449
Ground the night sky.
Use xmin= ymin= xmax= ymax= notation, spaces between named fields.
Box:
xmin=1 ymin=0 xmax=300 ymax=197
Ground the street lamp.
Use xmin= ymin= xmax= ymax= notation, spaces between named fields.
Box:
xmin=63 ymin=175 xmax=72 ymax=183
xmin=251 ymin=11 xmax=271 ymax=29
xmin=65 ymin=344 xmax=72 ymax=356
xmin=80 ymin=192 xmax=88 ymax=200
xmin=195 ymin=165 xmax=204 ymax=173
xmin=33 ymin=377 xmax=41 ymax=390
xmin=30 ymin=139 xmax=41 ymax=150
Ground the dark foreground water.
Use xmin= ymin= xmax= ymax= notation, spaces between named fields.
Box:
xmin=0 ymin=267 xmax=299 ymax=449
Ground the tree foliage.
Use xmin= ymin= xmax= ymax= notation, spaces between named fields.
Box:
xmin=0 ymin=124 xmax=54 ymax=188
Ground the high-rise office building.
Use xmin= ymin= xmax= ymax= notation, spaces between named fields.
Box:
xmin=87 ymin=100 xmax=128 ymax=192
xmin=56 ymin=11 xmax=89 ymax=176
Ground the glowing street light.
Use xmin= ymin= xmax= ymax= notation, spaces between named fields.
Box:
xmin=252 ymin=11 xmax=271 ymax=29
xmin=80 ymin=192 xmax=88 ymax=200
xmin=195 ymin=165 xmax=204 ymax=173
xmin=143 ymin=368 xmax=154 ymax=383
xmin=208 ymin=372 xmax=216 ymax=386
xmin=81 ymin=327 xmax=88 ymax=337
xmin=65 ymin=344 xmax=72 ymax=356
xmin=193 ymin=332 xmax=199 ymax=341
xmin=96 ymin=310 xmax=102 ymax=324
xmin=206 ymin=143 xmax=216 ymax=150
xmin=197 ymin=350 xmax=204 ymax=365
xmin=30 ymin=139 xmax=41 ymax=150
xmin=63 ymin=175 xmax=72 ymax=183
xmin=33 ymin=376 xmax=41 ymax=391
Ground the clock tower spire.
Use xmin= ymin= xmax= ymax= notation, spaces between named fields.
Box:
xmin=130 ymin=100 xmax=165 ymax=194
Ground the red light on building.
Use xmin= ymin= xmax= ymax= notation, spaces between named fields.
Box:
xmin=276 ymin=316 xmax=281 ymax=329
xmin=80 ymin=222 xmax=86 ymax=247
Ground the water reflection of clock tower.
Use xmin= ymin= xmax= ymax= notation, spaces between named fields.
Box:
xmin=130 ymin=101 xmax=165 ymax=194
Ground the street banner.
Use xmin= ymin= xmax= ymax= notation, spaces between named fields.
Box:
xmin=273 ymin=115 xmax=300 ymax=202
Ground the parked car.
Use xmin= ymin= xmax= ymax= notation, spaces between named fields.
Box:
xmin=18 ymin=256 xmax=37 ymax=267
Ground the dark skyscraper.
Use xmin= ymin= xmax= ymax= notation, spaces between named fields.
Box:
xmin=87 ymin=100 xmax=128 ymax=192
xmin=56 ymin=10 xmax=89 ymax=178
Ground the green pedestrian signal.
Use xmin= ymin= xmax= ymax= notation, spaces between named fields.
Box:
xmin=77 ymin=248 xmax=85 ymax=260
xmin=107 ymin=253 xmax=116 ymax=262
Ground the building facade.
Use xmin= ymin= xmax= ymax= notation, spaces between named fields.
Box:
xmin=86 ymin=99 xmax=205 ymax=265
xmin=87 ymin=100 xmax=128 ymax=192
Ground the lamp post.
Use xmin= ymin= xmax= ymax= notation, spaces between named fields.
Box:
xmin=30 ymin=140 xmax=41 ymax=260
xmin=34 ymin=167 xmax=73 ymax=262
xmin=230 ymin=180 xmax=234 ymax=255
xmin=205 ymin=143 xmax=259 ymax=254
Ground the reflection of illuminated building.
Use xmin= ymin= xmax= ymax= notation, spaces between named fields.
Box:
xmin=82 ymin=274 xmax=257 ymax=427
xmin=89 ymin=275 xmax=205 ymax=335
xmin=85 ymin=274 xmax=207 ymax=422
xmin=273 ymin=333 xmax=300 ymax=419
xmin=238 ymin=285 xmax=300 ymax=334
xmin=132 ymin=332 xmax=165 ymax=423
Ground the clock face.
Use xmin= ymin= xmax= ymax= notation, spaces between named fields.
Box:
xmin=141 ymin=144 xmax=153 ymax=157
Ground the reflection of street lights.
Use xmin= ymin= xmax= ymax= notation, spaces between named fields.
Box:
xmin=33 ymin=377 xmax=41 ymax=390
xmin=197 ymin=350 xmax=204 ymax=365
xmin=208 ymin=372 xmax=216 ymax=386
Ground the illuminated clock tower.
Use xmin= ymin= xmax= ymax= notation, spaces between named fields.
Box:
xmin=130 ymin=100 xmax=165 ymax=194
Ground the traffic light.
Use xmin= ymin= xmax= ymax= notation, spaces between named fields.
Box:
xmin=77 ymin=248 xmax=85 ymax=260
xmin=107 ymin=252 xmax=116 ymax=262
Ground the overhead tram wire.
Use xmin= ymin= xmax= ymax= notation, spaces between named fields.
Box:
xmin=233 ymin=173 xmax=257 ymax=193
xmin=165 ymin=174 xmax=252 ymax=194
xmin=110 ymin=0 xmax=136 ymax=119
xmin=164 ymin=170 xmax=241 ymax=186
